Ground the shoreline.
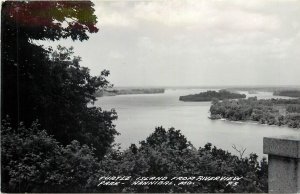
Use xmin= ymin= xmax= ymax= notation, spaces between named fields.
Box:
xmin=210 ymin=117 xmax=299 ymax=129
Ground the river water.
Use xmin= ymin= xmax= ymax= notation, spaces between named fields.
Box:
xmin=95 ymin=89 xmax=300 ymax=158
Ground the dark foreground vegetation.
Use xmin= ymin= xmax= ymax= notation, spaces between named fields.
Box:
xmin=273 ymin=90 xmax=300 ymax=98
xmin=95 ymin=88 xmax=165 ymax=97
xmin=1 ymin=1 xmax=268 ymax=193
xmin=1 ymin=121 xmax=268 ymax=193
xmin=179 ymin=90 xmax=246 ymax=102
xmin=210 ymin=97 xmax=300 ymax=128
xmin=1 ymin=1 xmax=118 ymax=158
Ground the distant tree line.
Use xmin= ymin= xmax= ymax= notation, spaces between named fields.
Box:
xmin=210 ymin=97 xmax=300 ymax=128
xmin=95 ymin=88 xmax=165 ymax=97
xmin=179 ymin=90 xmax=246 ymax=102
xmin=273 ymin=90 xmax=300 ymax=98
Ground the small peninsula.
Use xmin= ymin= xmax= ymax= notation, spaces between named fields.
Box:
xmin=179 ymin=90 xmax=246 ymax=102
xmin=210 ymin=97 xmax=300 ymax=128
xmin=95 ymin=88 xmax=165 ymax=97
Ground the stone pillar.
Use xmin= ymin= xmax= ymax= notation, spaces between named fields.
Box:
xmin=263 ymin=137 xmax=300 ymax=193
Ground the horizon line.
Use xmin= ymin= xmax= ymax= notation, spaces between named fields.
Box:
xmin=112 ymin=84 xmax=300 ymax=88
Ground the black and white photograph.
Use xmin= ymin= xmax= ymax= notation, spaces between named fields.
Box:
xmin=1 ymin=0 xmax=300 ymax=193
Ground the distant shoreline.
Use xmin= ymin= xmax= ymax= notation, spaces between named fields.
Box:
xmin=95 ymin=88 xmax=165 ymax=97
xmin=114 ymin=85 xmax=300 ymax=90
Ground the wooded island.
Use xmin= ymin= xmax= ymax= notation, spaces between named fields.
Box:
xmin=179 ymin=90 xmax=246 ymax=102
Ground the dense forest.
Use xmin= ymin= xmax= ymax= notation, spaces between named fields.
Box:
xmin=1 ymin=1 xmax=268 ymax=193
xmin=210 ymin=97 xmax=300 ymax=128
xmin=179 ymin=90 xmax=246 ymax=102
xmin=273 ymin=90 xmax=300 ymax=98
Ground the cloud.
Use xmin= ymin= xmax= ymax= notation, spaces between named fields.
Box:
xmin=65 ymin=0 xmax=300 ymax=86
xmin=94 ymin=1 xmax=136 ymax=27
xmin=94 ymin=0 xmax=281 ymax=33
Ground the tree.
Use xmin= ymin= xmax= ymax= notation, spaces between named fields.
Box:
xmin=1 ymin=0 xmax=97 ymax=124
xmin=1 ymin=1 xmax=118 ymax=157
xmin=2 ymin=119 xmax=268 ymax=193
xmin=1 ymin=118 xmax=101 ymax=193
xmin=98 ymin=127 xmax=268 ymax=193
xmin=35 ymin=46 xmax=118 ymax=157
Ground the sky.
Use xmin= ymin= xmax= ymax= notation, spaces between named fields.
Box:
xmin=44 ymin=0 xmax=300 ymax=87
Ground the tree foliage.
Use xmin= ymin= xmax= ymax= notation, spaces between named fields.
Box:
xmin=2 ymin=122 xmax=268 ymax=193
xmin=210 ymin=97 xmax=300 ymax=128
xmin=1 ymin=1 xmax=117 ymax=157
xmin=179 ymin=90 xmax=246 ymax=102
xmin=1 ymin=118 xmax=100 ymax=193
xmin=97 ymin=127 xmax=268 ymax=193
xmin=1 ymin=0 xmax=97 ymax=123
xmin=2 ymin=1 xmax=98 ymax=41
